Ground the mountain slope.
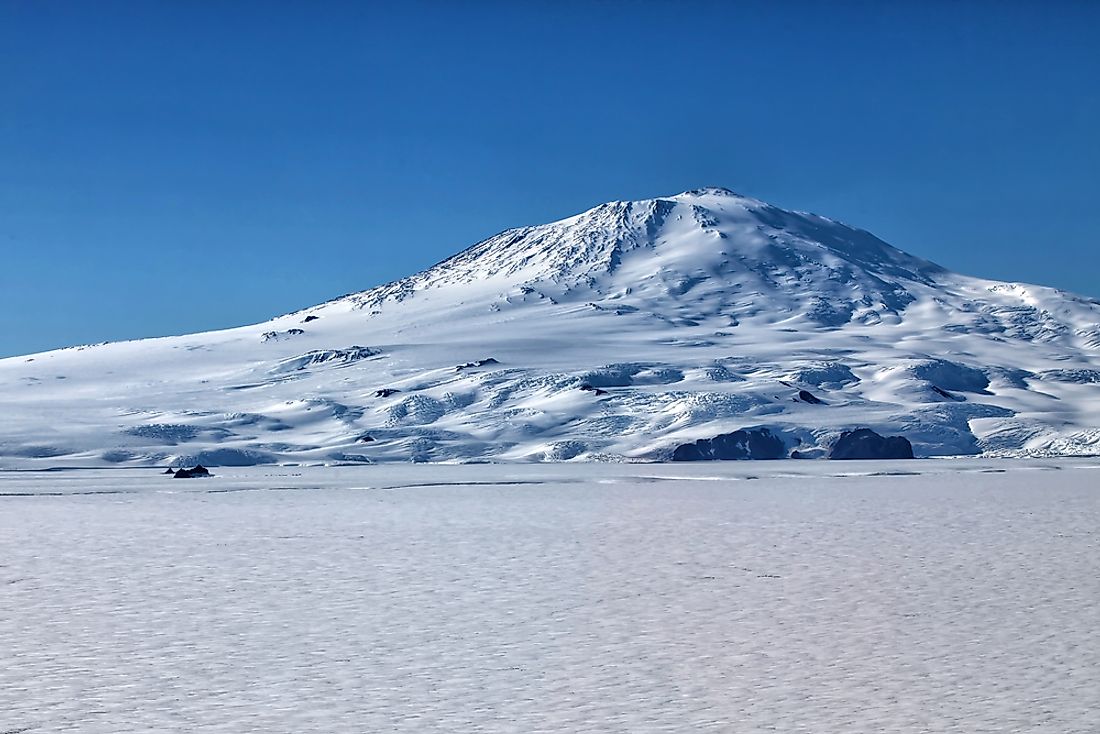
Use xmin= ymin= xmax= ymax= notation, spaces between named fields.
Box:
xmin=2 ymin=188 xmax=1099 ymax=467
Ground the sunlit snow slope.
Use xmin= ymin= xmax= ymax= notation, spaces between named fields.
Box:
xmin=2 ymin=188 xmax=1099 ymax=466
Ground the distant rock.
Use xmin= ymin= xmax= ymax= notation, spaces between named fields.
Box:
xmin=931 ymin=385 xmax=963 ymax=401
xmin=172 ymin=464 xmax=213 ymax=479
xmin=828 ymin=429 xmax=914 ymax=460
xmin=579 ymin=383 xmax=609 ymax=396
xmin=302 ymin=315 xmax=319 ymax=323
xmin=374 ymin=388 xmax=401 ymax=398
xmin=455 ymin=358 xmax=500 ymax=371
xmin=261 ymin=329 xmax=307 ymax=343
xmin=672 ymin=427 xmax=786 ymax=461
xmin=356 ymin=434 xmax=375 ymax=443
xmin=797 ymin=389 xmax=825 ymax=405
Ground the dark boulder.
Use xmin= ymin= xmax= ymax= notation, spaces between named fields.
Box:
xmin=672 ymin=427 xmax=786 ymax=461
xmin=356 ymin=434 xmax=375 ymax=443
xmin=374 ymin=388 xmax=400 ymax=398
xmin=931 ymin=385 xmax=963 ymax=401
xmin=302 ymin=315 xmax=319 ymax=323
xmin=455 ymin=358 xmax=500 ymax=371
xmin=579 ymin=383 xmax=609 ymax=396
xmin=797 ymin=389 xmax=825 ymax=405
xmin=172 ymin=464 xmax=213 ymax=479
xmin=829 ymin=429 xmax=914 ymax=460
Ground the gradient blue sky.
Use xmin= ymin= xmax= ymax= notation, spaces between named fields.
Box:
xmin=2 ymin=1 xmax=1098 ymax=356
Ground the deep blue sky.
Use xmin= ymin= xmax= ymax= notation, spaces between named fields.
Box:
xmin=2 ymin=1 xmax=1098 ymax=357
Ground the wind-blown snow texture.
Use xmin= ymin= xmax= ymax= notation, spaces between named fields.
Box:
xmin=2 ymin=188 xmax=1099 ymax=467
xmin=2 ymin=462 xmax=1099 ymax=732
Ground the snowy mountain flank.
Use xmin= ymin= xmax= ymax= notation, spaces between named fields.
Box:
xmin=3 ymin=187 xmax=1099 ymax=467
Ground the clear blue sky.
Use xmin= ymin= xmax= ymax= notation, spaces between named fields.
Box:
xmin=2 ymin=1 xmax=1098 ymax=357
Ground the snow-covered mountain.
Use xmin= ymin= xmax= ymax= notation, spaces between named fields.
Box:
xmin=3 ymin=187 xmax=1099 ymax=467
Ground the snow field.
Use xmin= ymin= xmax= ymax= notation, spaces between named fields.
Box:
xmin=2 ymin=460 xmax=1098 ymax=732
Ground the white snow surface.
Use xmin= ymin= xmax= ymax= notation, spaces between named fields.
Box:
xmin=2 ymin=187 xmax=1099 ymax=467
xmin=2 ymin=461 xmax=1099 ymax=732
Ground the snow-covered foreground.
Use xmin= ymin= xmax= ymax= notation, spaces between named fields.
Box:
xmin=2 ymin=461 xmax=1098 ymax=733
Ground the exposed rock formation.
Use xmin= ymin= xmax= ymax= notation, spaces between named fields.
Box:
xmin=672 ymin=428 xmax=786 ymax=461
xmin=828 ymin=429 xmax=914 ymax=460
xmin=172 ymin=464 xmax=213 ymax=479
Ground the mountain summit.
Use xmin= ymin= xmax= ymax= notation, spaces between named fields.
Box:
xmin=346 ymin=188 xmax=945 ymax=331
xmin=2 ymin=190 xmax=1099 ymax=466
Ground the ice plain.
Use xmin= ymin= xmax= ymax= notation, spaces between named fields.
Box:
xmin=2 ymin=459 xmax=1098 ymax=733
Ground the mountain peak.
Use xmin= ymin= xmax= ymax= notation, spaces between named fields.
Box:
xmin=346 ymin=187 xmax=945 ymax=324
xmin=674 ymin=186 xmax=744 ymax=198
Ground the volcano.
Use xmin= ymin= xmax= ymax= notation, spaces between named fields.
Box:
xmin=2 ymin=187 xmax=1099 ymax=466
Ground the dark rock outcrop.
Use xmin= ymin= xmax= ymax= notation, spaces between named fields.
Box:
xmin=828 ymin=429 xmax=914 ymax=460
xmin=579 ymin=383 xmax=609 ymax=396
xmin=356 ymin=434 xmax=375 ymax=443
xmin=172 ymin=464 xmax=213 ymax=479
xmin=931 ymin=385 xmax=963 ymax=401
xmin=302 ymin=315 xmax=319 ymax=323
xmin=261 ymin=329 xmax=307 ymax=343
xmin=455 ymin=358 xmax=500 ymax=371
xmin=797 ymin=389 xmax=825 ymax=405
xmin=672 ymin=427 xmax=786 ymax=461
xmin=374 ymin=388 xmax=400 ymax=398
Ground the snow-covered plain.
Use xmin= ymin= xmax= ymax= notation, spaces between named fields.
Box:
xmin=3 ymin=461 xmax=1098 ymax=733
xmin=2 ymin=188 xmax=1099 ymax=467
